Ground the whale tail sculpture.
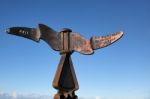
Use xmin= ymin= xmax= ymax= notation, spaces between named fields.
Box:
xmin=6 ymin=24 xmax=123 ymax=99
xmin=6 ymin=24 xmax=123 ymax=54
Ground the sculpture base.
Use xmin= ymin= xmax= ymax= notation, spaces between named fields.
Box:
xmin=53 ymin=53 xmax=79 ymax=99
xmin=54 ymin=91 xmax=78 ymax=99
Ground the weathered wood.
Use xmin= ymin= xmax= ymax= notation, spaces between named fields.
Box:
xmin=91 ymin=31 xmax=124 ymax=50
xmin=70 ymin=33 xmax=93 ymax=55
xmin=6 ymin=24 xmax=124 ymax=99
xmin=6 ymin=24 xmax=124 ymax=54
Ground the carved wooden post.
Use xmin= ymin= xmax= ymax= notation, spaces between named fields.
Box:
xmin=53 ymin=29 xmax=79 ymax=99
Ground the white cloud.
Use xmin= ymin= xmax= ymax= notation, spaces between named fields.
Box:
xmin=0 ymin=92 xmax=52 ymax=99
xmin=0 ymin=91 xmax=4 ymax=95
xmin=95 ymin=96 xmax=102 ymax=99
xmin=12 ymin=91 xmax=17 ymax=99
xmin=79 ymin=96 xmax=103 ymax=99
xmin=0 ymin=92 xmax=105 ymax=99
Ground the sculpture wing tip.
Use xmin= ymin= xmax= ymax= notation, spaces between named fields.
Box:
xmin=119 ymin=31 xmax=124 ymax=37
xmin=5 ymin=27 xmax=40 ymax=42
xmin=5 ymin=28 xmax=10 ymax=33
xmin=91 ymin=31 xmax=124 ymax=50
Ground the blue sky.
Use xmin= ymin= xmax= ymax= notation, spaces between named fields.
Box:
xmin=0 ymin=0 xmax=150 ymax=99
